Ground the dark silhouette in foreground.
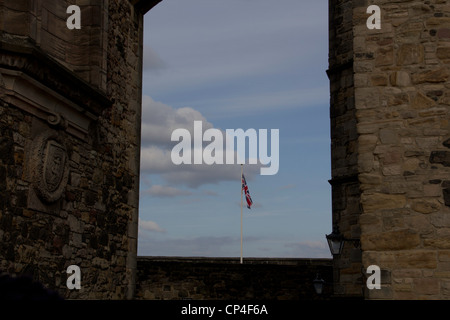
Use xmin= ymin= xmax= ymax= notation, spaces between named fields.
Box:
xmin=0 ymin=274 xmax=63 ymax=300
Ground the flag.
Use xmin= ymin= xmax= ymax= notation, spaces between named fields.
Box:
xmin=241 ymin=174 xmax=253 ymax=209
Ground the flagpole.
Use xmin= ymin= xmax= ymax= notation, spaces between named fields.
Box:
xmin=240 ymin=164 xmax=244 ymax=264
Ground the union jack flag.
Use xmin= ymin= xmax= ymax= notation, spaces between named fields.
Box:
xmin=242 ymin=174 xmax=253 ymax=209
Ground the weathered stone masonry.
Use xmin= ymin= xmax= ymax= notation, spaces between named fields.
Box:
xmin=329 ymin=0 xmax=450 ymax=299
xmin=2 ymin=0 xmax=450 ymax=301
xmin=328 ymin=0 xmax=363 ymax=297
xmin=0 ymin=0 xmax=160 ymax=299
xmin=135 ymin=257 xmax=333 ymax=300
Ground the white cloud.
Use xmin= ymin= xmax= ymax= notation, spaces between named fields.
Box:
xmin=140 ymin=95 xmax=263 ymax=188
xmin=161 ymin=164 xmax=254 ymax=188
xmin=140 ymin=146 xmax=173 ymax=173
xmin=141 ymin=152 xmax=259 ymax=188
xmin=141 ymin=95 xmax=212 ymax=147
xmin=139 ymin=219 xmax=166 ymax=233
xmin=145 ymin=185 xmax=192 ymax=197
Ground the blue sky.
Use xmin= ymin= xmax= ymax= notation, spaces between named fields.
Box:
xmin=138 ymin=0 xmax=332 ymax=258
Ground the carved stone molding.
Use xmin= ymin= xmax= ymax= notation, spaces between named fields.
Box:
xmin=0 ymin=68 xmax=95 ymax=142
xmin=0 ymin=41 xmax=111 ymax=141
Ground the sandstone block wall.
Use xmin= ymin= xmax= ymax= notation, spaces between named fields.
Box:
xmin=329 ymin=0 xmax=450 ymax=299
xmin=355 ymin=0 xmax=450 ymax=299
xmin=0 ymin=0 xmax=108 ymax=90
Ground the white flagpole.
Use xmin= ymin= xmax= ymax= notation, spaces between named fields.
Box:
xmin=240 ymin=164 xmax=244 ymax=264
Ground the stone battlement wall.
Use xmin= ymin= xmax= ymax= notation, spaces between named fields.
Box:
xmin=135 ymin=257 xmax=333 ymax=300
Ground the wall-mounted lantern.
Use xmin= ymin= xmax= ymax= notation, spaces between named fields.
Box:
xmin=325 ymin=226 xmax=360 ymax=256
xmin=313 ymin=273 xmax=325 ymax=295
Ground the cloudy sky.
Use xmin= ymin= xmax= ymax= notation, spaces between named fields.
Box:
xmin=138 ymin=0 xmax=332 ymax=258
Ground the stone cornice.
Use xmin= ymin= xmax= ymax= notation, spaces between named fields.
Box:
xmin=0 ymin=39 xmax=112 ymax=141
xmin=0 ymin=39 xmax=111 ymax=117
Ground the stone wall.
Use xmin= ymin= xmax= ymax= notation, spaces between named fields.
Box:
xmin=329 ymin=0 xmax=450 ymax=299
xmin=0 ymin=0 xmax=156 ymax=299
xmin=135 ymin=257 xmax=333 ymax=300
xmin=355 ymin=0 xmax=450 ymax=299
xmin=4 ymin=0 xmax=450 ymax=301
xmin=0 ymin=0 xmax=109 ymax=90
xmin=328 ymin=0 xmax=363 ymax=297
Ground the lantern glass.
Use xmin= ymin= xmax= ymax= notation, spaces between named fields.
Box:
xmin=326 ymin=227 xmax=344 ymax=256
xmin=313 ymin=274 xmax=325 ymax=295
